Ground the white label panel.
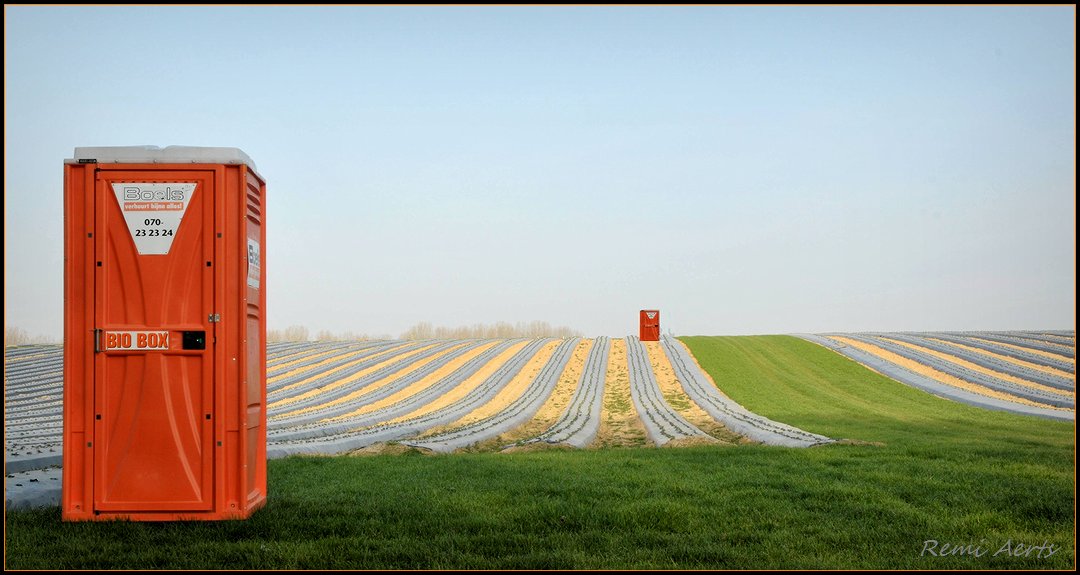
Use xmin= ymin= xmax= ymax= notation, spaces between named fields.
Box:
xmin=111 ymin=183 xmax=197 ymax=255
xmin=247 ymin=238 xmax=261 ymax=289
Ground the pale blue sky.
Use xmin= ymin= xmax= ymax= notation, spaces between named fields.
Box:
xmin=4 ymin=6 xmax=1075 ymax=338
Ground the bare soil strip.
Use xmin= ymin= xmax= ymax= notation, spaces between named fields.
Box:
xmin=886 ymin=339 xmax=1072 ymax=398
xmin=929 ymin=338 xmax=1075 ymax=380
xmin=418 ymin=340 xmax=561 ymax=437
xmin=324 ymin=341 xmax=503 ymax=421
xmin=975 ymin=338 xmax=1076 ymax=366
xmin=643 ymin=341 xmax=739 ymax=444
xmin=382 ymin=341 xmax=531 ymax=425
xmin=274 ymin=342 xmax=469 ymax=417
xmin=405 ymin=338 xmax=580 ymax=453
xmin=485 ymin=339 xmax=593 ymax=446
xmin=269 ymin=342 xmax=419 ymax=391
xmin=268 ymin=348 xmax=359 ymax=382
xmin=832 ymin=336 xmax=1071 ymax=411
xmin=267 ymin=347 xmax=338 ymax=368
xmin=593 ymin=338 xmax=649 ymax=448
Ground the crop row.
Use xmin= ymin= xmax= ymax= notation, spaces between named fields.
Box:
xmin=798 ymin=331 xmax=1074 ymax=421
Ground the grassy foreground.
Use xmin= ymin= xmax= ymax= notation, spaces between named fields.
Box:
xmin=5 ymin=336 xmax=1074 ymax=569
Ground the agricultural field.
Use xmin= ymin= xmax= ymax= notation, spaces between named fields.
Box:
xmin=5 ymin=334 xmax=832 ymax=479
xmin=4 ymin=331 xmax=1075 ymax=569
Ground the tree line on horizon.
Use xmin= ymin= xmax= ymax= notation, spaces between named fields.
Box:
xmin=5 ymin=326 xmax=58 ymax=346
xmin=3 ymin=322 xmax=584 ymax=346
xmin=267 ymin=321 xmax=581 ymax=343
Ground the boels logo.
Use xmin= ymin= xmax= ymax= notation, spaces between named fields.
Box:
xmin=123 ymin=186 xmax=186 ymax=201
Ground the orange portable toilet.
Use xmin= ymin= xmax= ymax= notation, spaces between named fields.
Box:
xmin=62 ymin=146 xmax=267 ymax=521
xmin=640 ymin=310 xmax=660 ymax=341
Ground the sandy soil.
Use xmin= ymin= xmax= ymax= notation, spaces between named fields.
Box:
xmin=498 ymin=442 xmax=577 ymax=454
xmin=489 ymin=338 xmax=593 ymax=446
xmin=418 ymin=339 xmax=561 ymax=438
xmin=381 ymin=341 xmax=531 ymax=425
xmin=322 ymin=341 xmax=503 ymax=422
xmin=593 ymin=338 xmax=649 ymax=448
xmin=267 ymin=348 xmax=354 ymax=382
xmin=275 ymin=342 xmax=467 ymax=416
xmin=1014 ymin=336 xmax=1075 ymax=353
xmin=929 ymin=338 xmax=1075 ymax=380
xmin=268 ymin=342 xmax=414 ymax=390
xmin=973 ymin=338 xmax=1076 ymax=367
xmin=643 ymin=341 xmax=738 ymax=445
xmin=885 ymin=338 xmax=1072 ymax=398
xmin=346 ymin=442 xmax=431 ymax=457
xmin=663 ymin=436 xmax=731 ymax=448
xmin=832 ymin=336 xmax=1072 ymax=411
xmin=276 ymin=343 xmax=453 ymax=410
xmin=267 ymin=347 xmax=338 ymax=368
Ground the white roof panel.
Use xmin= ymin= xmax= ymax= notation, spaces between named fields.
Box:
xmin=67 ymin=145 xmax=257 ymax=172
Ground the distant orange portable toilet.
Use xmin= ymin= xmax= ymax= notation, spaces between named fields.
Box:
xmin=62 ymin=146 xmax=267 ymax=521
xmin=640 ymin=310 xmax=660 ymax=341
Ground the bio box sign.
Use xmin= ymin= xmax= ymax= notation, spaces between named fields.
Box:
xmin=101 ymin=330 xmax=170 ymax=351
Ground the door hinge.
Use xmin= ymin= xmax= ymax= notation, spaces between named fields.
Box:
xmin=209 ymin=313 xmax=221 ymax=323
xmin=93 ymin=328 xmax=103 ymax=353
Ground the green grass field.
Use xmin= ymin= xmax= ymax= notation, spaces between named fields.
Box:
xmin=5 ymin=336 xmax=1074 ymax=569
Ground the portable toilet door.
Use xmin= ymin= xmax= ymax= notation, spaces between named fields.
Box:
xmin=640 ymin=310 xmax=660 ymax=341
xmin=62 ymin=146 xmax=267 ymax=521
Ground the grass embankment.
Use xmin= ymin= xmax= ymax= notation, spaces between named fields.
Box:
xmin=6 ymin=336 xmax=1073 ymax=569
